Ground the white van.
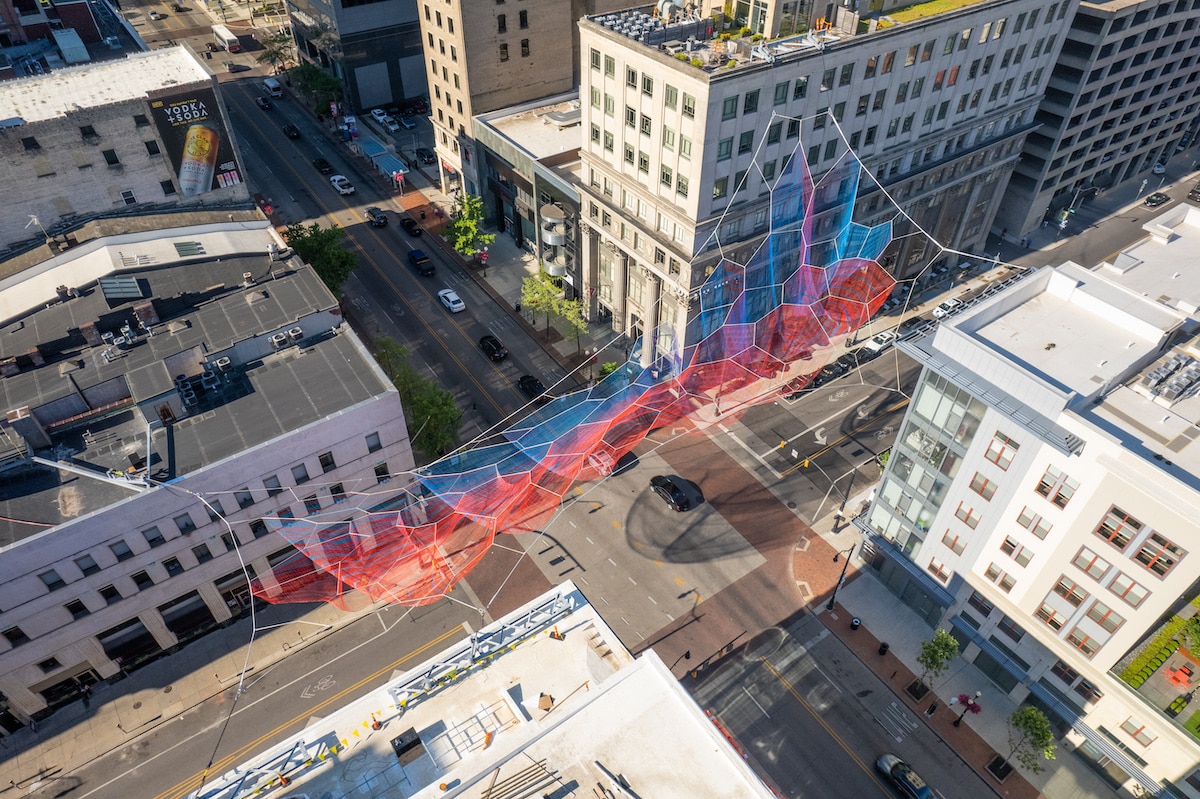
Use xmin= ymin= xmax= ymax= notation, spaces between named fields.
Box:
xmin=262 ymin=77 xmax=283 ymax=98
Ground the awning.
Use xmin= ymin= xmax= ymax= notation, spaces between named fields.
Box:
xmin=375 ymin=154 xmax=409 ymax=179
xmin=356 ymin=136 xmax=388 ymax=159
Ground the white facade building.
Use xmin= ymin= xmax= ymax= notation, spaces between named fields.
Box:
xmin=863 ymin=203 xmax=1200 ymax=795
xmin=0 ymin=220 xmax=413 ymax=731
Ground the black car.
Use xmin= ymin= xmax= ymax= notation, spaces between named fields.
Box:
xmin=479 ymin=334 xmax=508 ymax=361
xmin=518 ymin=375 xmax=550 ymax=404
xmin=650 ymin=475 xmax=691 ymax=512
xmin=819 ymin=361 xmax=849 ymax=381
xmin=171 ymin=3 xmax=187 ymax=10
xmin=416 ymin=147 xmax=436 ymax=164
xmin=876 ymin=754 xmax=933 ymax=799
xmin=400 ymin=217 xmax=422 ymax=236
xmin=1145 ymin=192 xmax=1171 ymax=208
xmin=282 ymin=123 xmax=300 ymax=139
xmin=312 ymin=157 xmax=333 ymax=174
xmin=836 ymin=351 xmax=861 ymax=371
xmin=255 ymin=96 xmax=272 ymax=110
xmin=899 ymin=316 xmax=929 ymax=335
xmin=1189 ymin=182 xmax=1200 ymax=202
xmin=365 ymin=206 xmax=388 ymax=227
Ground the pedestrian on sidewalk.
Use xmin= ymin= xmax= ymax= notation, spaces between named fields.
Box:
xmin=81 ymin=683 xmax=92 ymax=708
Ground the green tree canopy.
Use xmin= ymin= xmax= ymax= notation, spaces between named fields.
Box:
xmin=283 ymin=222 xmax=357 ymax=294
xmin=915 ymin=628 xmax=960 ymax=690
xmin=443 ymin=193 xmax=495 ymax=257
xmin=520 ymin=271 xmax=560 ymax=338
xmin=289 ymin=63 xmax=342 ymax=109
xmin=1005 ymin=706 xmax=1057 ymax=774
xmin=254 ymin=31 xmax=294 ymax=72
xmin=373 ymin=338 xmax=462 ymax=460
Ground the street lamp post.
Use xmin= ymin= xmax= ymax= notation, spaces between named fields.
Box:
xmin=825 ymin=544 xmax=857 ymax=612
xmin=953 ymin=691 xmax=982 ymax=727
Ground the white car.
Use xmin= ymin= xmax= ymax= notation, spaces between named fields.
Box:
xmin=861 ymin=330 xmax=897 ymax=356
xmin=329 ymin=175 xmax=355 ymax=195
xmin=438 ymin=288 xmax=465 ymax=313
xmin=370 ymin=108 xmax=389 ymax=123
xmin=1152 ymin=162 xmax=1167 ymax=175
xmin=399 ymin=117 xmax=417 ymax=130
xmin=932 ymin=297 xmax=963 ymax=319
xmin=384 ymin=117 xmax=401 ymax=133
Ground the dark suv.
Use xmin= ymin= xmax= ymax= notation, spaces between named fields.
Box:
xmin=365 ymin=207 xmax=388 ymax=227
xmin=479 ymin=335 xmax=508 ymax=361
xmin=650 ymin=475 xmax=691 ymax=512
xmin=876 ymin=754 xmax=933 ymax=799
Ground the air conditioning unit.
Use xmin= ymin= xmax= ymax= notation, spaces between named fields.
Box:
xmin=270 ymin=333 xmax=289 ymax=349
xmin=288 ymin=326 xmax=303 ymax=341
xmin=215 ymin=356 xmax=232 ymax=372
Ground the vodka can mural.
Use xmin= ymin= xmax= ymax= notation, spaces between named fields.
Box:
xmin=149 ymin=87 xmax=242 ymax=197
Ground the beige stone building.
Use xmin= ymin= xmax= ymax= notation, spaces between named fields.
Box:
xmin=0 ymin=47 xmax=248 ymax=254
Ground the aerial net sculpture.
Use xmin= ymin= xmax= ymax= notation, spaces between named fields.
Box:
xmin=251 ymin=119 xmax=914 ymax=609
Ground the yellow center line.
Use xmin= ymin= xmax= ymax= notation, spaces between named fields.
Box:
xmin=153 ymin=625 xmax=463 ymax=799
xmin=781 ymin=397 xmax=911 ymax=477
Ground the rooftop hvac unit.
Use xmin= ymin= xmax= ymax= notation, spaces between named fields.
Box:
xmin=270 ymin=333 xmax=289 ymax=349
xmin=215 ymin=356 xmax=232 ymax=372
xmin=288 ymin=327 xmax=303 ymax=341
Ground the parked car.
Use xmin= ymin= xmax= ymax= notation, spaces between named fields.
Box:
xmin=1188 ymin=183 xmax=1200 ymax=202
xmin=836 ymin=351 xmax=862 ymax=371
xmin=875 ymin=754 xmax=933 ymax=799
xmin=312 ymin=157 xmax=333 ymax=174
xmin=281 ymin=123 xmax=300 ymax=139
xmin=1145 ymin=192 xmax=1171 ymax=208
xmin=384 ymin=118 xmax=401 ymax=133
xmin=171 ymin=3 xmax=187 ymax=10
xmin=399 ymin=117 xmax=417 ymax=130
xmin=255 ymin=96 xmax=272 ymax=110
xmin=416 ymin=148 xmax=436 ymax=164
xmin=364 ymin=206 xmax=388 ymax=227
xmin=1152 ymin=161 xmax=1167 ymax=175
xmin=329 ymin=174 xmax=355 ymax=195
xmin=932 ymin=297 xmax=963 ymax=319
xmin=408 ymin=249 xmax=434 ymax=276
xmin=370 ymin=108 xmax=389 ymax=123
xmin=517 ymin=375 xmax=549 ymax=403
xmin=898 ymin=316 xmax=930 ymax=336
xmin=148 ymin=9 xmax=164 ymax=19
xmin=650 ymin=475 xmax=691 ymax=512
xmin=400 ymin=217 xmax=423 ymax=236
xmin=437 ymin=288 xmax=465 ymax=313
xmin=861 ymin=330 xmax=897 ymax=357
xmin=479 ymin=334 xmax=508 ymax=361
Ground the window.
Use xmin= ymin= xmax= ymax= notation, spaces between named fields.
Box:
xmin=997 ymin=615 xmax=1025 ymax=642
xmin=39 ymin=570 xmax=66 ymax=591
xmin=773 ymin=82 xmax=788 ymax=105
xmin=1086 ymin=600 xmax=1124 ymax=633
xmin=520 ymin=40 xmax=529 ymax=57
xmin=722 ymin=96 xmax=738 ymax=120
xmin=865 ymin=55 xmax=877 ymax=78
xmin=1054 ymin=576 xmax=1087 ymax=606
xmin=928 ymin=558 xmax=950 ymax=582
xmin=1135 ymin=533 xmax=1184 ymax=577
xmin=969 ymin=473 xmax=996 ymax=500
xmin=163 ymin=557 xmax=184 ymax=578
xmin=497 ymin=13 xmax=506 ymax=31
xmin=625 ymin=106 xmax=636 ymax=128
xmin=1067 ymin=628 xmax=1098 ymax=657
xmin=1035 ymin=466 xmax=1078 ymax=508
xmin=967 ymin=590 xmax=994 ymax=616
xmin=1051 ymin=659 xmax=1079 ymax=685
xmin=75 ymin=554 xmax=101 ymax=576
xmin=301 ymin=495 xmax=320 ymax=515
xmin=318 ymin=451 xmax=336 ymax=473
xmin=375 ymin=462 xmax=390 ymax=483
xmin=738 ymin=131 xmax=754 ymax=153
xmin=131 ymin=570 xmax=154 ymax=591
xmin=717 ymin=138 xmax=733 ymax=161
xmin=174 ymin=513 xmax=196 ymax=535
xmin=235 ymin=488 xmax=255 ymax=509
xmin=1016 ymin=507 xmax=1051 ymax=539
xmin=954 ymin=502 xmax=980 ymax=528
xmin=1072 ymin=547 xmax=1110 ymax=580
xmin=291 ymin=463 xmax=310 ymax=484
xmin=518 ymin=9 xmax=526 ymax=27
xmin=624 ymin=144 xmax=635 ymax=164
xmin=1108 ymin=572 xmax=1148 ymax=608
xmin=872 ymin=90 xmax=886 ymax=111
xmin=626 ymin=66 xmax=637 ymax=87
xmin=642 ymin=75 xmax=653 ymax=96
xmin=713 ymin=177 xmax=729 ymax=199
xmin=120 ymin=190 xmax=136 ymax=205
xmin=21 ymin=136 xmax=40 ymax=151
xmin=3 ymin=626 xmax=30 ymax=647
xmin=143 ymin=526 xmax=166 ymax=548
xmin=100 ymin=585 xmax=122 ymax=605
xmin=640 ymin=114 xmax=652 ymax=135
xmin=331 ymin=483 xmax=347 ymax=503
xmin=590 ymin=47 xmax=600 ymax=70
xmin=38 ymin=657 xmax=62 ymax=674
xmin=767 ymin=121 xmax=781 ymax=144
xmin=193 ymin=543 xmax=214 ymax=564
xmin=110 ymin=540 xmax=134 ymax=561
xmin=366 ymin=432 xmax=382 ymax=453
xmin=682 ymin=93 xmax=696 ymax=118
xmin=1120 ymin=718 xmax=1156 ymax=747
xmin=205 ymin=500 xmax=225 ymax=523
xmin=1036 ymin=603 xmax=1066 ymax=630
xmin=660 ymin=165 xmax=673 ymax=187
xmin=665 ymin=85 xmax=678 ymax=108
xmin=1093 ymin=507 xmax=1141 ymax=550
xmin=604 ymin=55 xmax=614 ymax=76
xmin=249 ymin=519 xmax=270 ymax=539
xmin=134 ymin=114 xmax=149 ymax=127
xmin=984 ymin=433 xmax=1018 ymax=468
xmin=1075 ymin=679 xmax=1102 ymax=704
xmin=881 ymin=51 xmax=894 ymax=73
xmin=985 ymin=563 xmax=1015 ymax=592
xmin=144 ymin=139 xmax=161 ymax=156
xmin=499 ymin=44 xmax=508 ymax=61
xmin=815 ymin=108 xmax=827 ymax=129
xmin=66 ymin=599 xmax=90 ymax=620
xmin=1000 ymin=536 xmax=1032 ymax=567
xmin=160 ymin=180 xmax=176 ymax=196
xmin=102 ymin=149 xmax=120 ymax=166
xmin=743 ymin=89 xmax=759 ymax=114
xmin=820 ymin=68 xmax=835 ymax=91
xmin=839 ymin=64 xmax=853 ymax=86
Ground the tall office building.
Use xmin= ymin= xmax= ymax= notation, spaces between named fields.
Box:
xmin=576 ymin=0 xmax=1072 ymax=346
xmin=862 ymin=205 xmax=1200 ymax=794
xmin=0 ymin=221 xmax=412 ymax=731
xmin=997 ymin=0 xmax=1200 ymax=238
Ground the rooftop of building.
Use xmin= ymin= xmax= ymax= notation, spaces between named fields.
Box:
xmin=0 ymin=225 xmax=392 ymax=547
xmin=186 ymin=582 xmax=774 ymax=799
xmin=477 ymin=92 xmax=583 ymax=162
xmin=0 ymin=48 xmax=210 ymax=125
xmin=919 ymin=204 xmax=1200 ymax=483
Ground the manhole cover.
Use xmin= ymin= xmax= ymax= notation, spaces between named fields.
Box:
xmin=132 ymin=701 xmax=142 ymax=710
xmin=163 ymin=686 xmax=173 ymax=694
xmin=787 ymin=501 xmax=797 ymax=509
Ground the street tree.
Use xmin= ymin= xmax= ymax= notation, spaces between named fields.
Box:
xmin=254 ymin=30 xmax=294 ymax=73
xmin=1004 ymin=706 xmax=1057 ymax=774
xmin=555 ymin=295 xmax=588 ymax=354
xmin=598 ymin=361 xmax=620 ymax=379
xmin=520 ymin=272 xmax=561 ymax=338
xmin=283 ymin=222 xmax=357 ymax=294
xmin=373 ymin=338 xmax=462 ymax=460
xmin=914 ymin=628 xmax=960 ymax=693
xmin=289 ymin=63 xmax=343 ymax=110
xmin=443 ymin=193 xmax=495 ymax=258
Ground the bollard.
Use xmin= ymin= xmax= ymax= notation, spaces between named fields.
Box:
xmin=850 ymin=617 xmax=861 ymax=631
xmin=878 ymin=642 xmax=890 ymax=656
